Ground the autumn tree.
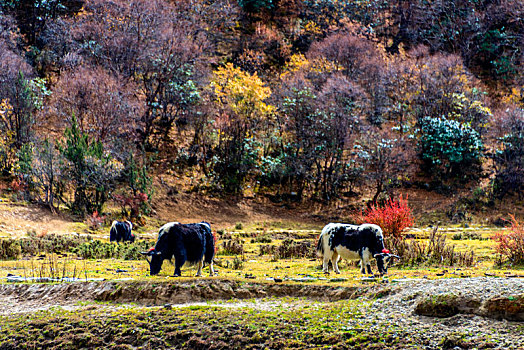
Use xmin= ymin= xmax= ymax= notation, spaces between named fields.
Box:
xmin=270 ymin=55 xmax=366 ymax=200
xmin=352 ymin=125 xmax=414 ymax=203
xmin=43 ymin=0 xmax=212 ymax=150
xmin=308 ymin=31 xmax=388 ymax=124
xmin=15 ymin=138 xmax=64 ymax=211
xmin=381 ymin=48 xmax=491 ymax=183
xmin=0 ymin=0 xmax=82 ymax=46
xmin=492 ymin=106 xmax=524 ymax=199
xmin=58 ymin=115 xmax=122 ymax=214
xmin=41 ymin=65 xmax=140 ymax=152
xmin=209 ymin=63 xmax=274 ymax=193
xmin=274 ymin=80 xmax=320 ymax=198
xmin=0 ymin=31 xmax=49 ymax=171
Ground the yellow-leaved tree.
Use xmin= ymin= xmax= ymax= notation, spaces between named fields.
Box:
xmin=211 ymin=62 xmax=273 ymax=123
xmin=208 ymin=63 xmax=274 ymax=193
xmin=0 ymin=99 xmax=17 ymax=173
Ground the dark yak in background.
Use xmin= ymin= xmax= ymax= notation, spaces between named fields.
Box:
xmin=109 ymin=220 xmax=135 ymax=243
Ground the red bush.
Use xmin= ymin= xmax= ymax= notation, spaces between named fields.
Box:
xmin=10 ymin=177 xmax=27 ymax=193
xmin=87 ymin=211 xmax=106 ymax=230
xmin=492 ymin=215 xmax=524 ymax=265
xmin=113 ymin=192 xmax=149 ymax=219
xmin=356 ymin=195 xmax=415 ymax=239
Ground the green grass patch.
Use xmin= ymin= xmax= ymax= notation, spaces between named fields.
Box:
xmin=0 ymin=299 xmax=401 ymax=349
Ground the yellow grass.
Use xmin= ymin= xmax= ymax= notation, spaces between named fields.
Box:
xmin=0 ymin=224 xmax=522 ymax=286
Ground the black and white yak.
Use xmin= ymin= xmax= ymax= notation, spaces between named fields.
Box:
xmin=109 ymin=220 xmax=135 ymax=243
xmin=141 ymin=222 xmax=215 ymax=277
xmin=316 ymin=223 xmax=399 ymax=275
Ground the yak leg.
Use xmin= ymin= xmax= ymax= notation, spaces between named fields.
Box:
xmin=361 ymin=259 xmax=373 ymax=275
xmin=174 ymin=263 xmax=184 ymax=277
xmin=208 ymin=260 xmax=215 ymax=276
xmin=332 ymin=252 xmax=341 ymax=274
xmin=174 ymin=249 xmax=187 ymax=277
xmin=360 ymin=249 xmax=373 ymax=275
xmin=359 ymin=260 xmax=366 ymax=274
xmin=195 ymin=260 xmax=203 ymax=277
xmin=322 ymin=253 xmax=332 ymax=274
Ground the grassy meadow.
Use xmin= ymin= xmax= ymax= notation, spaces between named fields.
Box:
xmin=1 ymin=220 xmax=521 ymax=284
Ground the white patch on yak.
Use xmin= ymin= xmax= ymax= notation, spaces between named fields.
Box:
xmin=158 ymin=222 xmax=180 ymax=239
xmin=333 ymin=245 xmax=360 ymax=260
xmin=200 ymin=222 xmax=211 ymax=230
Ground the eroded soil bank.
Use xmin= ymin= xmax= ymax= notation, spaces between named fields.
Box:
xmin=0 ymin=279 xmax=368 ymax=313
xmin=1 ymin=277 xmax=523 ymax=321
xmin=1 ymin=278 xmax=523 ymax=349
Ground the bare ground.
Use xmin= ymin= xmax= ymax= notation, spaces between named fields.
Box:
xmin=0 ymin=202 xmax=76 ymax=238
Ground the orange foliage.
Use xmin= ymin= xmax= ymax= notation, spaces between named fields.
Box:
xmin=492 ymin=215 xmax=524 ymax=265
xmin=356 ymin=195 xmax=415 ymax=239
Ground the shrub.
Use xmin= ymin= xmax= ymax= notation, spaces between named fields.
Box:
xmin=20 ymin=232 xmax=91 ymax=256
xmin=259 ymin=244 xmax=275 ymax=256
xmin=71 ymin=240 xmax=152 ymax=260
xmin=251 ymin=235 xmax=272 ymax=243
xmin=452 ymin=232 xmax=484 ymax=240
xmin=356 ymin=195 xmax=414 ymax=238
xmin=419 ymin=116 xmax=483 ymax=180
xmin=273 ymin=239 xmax=314 ymax=259
xmin=385 ymin=227 xmax=475 ymax=267
xmin=492 ymin=215 xmax=524 ymax=266
xmin=232 ymin=256 xmax=244 ymax=270
xmin=0 ymin=239 xmax=22 ymax=259
xmin=0 ymin=234 xmax=91 ymax=260
xmin=9 ymin=176 xmax=28 ymax=201
xmin=86 ymin=211 xmax=105 ymax=231
xmin=220 ymin=239 xmax=244 ymax=256
xmin=112 ymin=192 xmax=149 ymax=221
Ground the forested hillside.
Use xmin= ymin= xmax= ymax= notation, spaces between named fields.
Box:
xmin=0 ymin=0 xmax=522 ymax=222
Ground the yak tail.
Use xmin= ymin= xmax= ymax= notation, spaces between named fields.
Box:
xmin=109 ymin=220 xmax=118 ymax=242
xmin=316 ymin=234 xmax=324 ymax=255
xmin=203 ymin=226 xmax=215 ymax=264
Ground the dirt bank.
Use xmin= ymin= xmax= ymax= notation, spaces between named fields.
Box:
xmin=0 ymin=279 xmax=369 ymax=312
xmin=1 ymin=277 xmax=523 ymax=321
